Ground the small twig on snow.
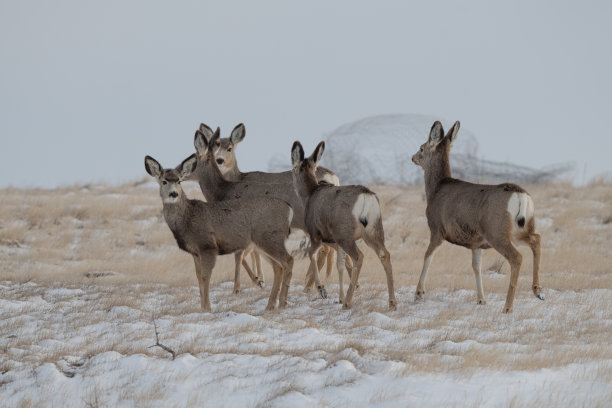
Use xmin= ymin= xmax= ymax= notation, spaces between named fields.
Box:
xmin=148 ymin=316 xmax=176 ymax=360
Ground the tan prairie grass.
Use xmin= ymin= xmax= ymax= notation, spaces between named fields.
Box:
xmin=1 ymin=180 xmax=611 ymax=379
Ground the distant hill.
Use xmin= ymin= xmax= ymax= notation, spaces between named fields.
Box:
xmin=269 ymin=114 xmax=572 ymax=185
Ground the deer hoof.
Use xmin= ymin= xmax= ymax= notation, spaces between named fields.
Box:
xmin=477 ymin=299 xmax=487 ymax=305
xmin=257 ymin=279 xmax=265 ymax=289
xmin=503 ymin=306 xmax=513 ymax=313
xmin=318 ymin=287 xmax=328 ymax=299
xmin=533 ymin=286 xmax=544 ymax=300
xmin=342 ymin=302 xmax=351 ymax=310
xmin=233 ymin=289 xmax=241 ymax=295
xmin=389 ymin=300 xmax=398 ymax=311
xmin=415 ymin=290 xmax=425 ymax=302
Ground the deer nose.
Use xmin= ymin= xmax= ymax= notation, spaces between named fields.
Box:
xmin=169 ymin=192 xmax=178 ymax=198
xmin=216 ymin=158 xmax=224 ymax=165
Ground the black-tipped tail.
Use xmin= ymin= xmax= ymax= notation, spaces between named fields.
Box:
xmin=359 ymin=216 xmax=368 ymax=228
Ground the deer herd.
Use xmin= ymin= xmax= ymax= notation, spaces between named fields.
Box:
xmin=145 ymin=120 xmax=544 ymax=314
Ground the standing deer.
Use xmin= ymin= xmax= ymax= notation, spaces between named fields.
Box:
xmin=291 ymin=141 xmax=397 ymax=310
xmin=144 ymin=154 xmax=294 ymax=312
xmin=197 ymin=122 xmax=351 ymax=291
xmin=191 ymin=128 xmax=330 ymax=300
xmin=411 ymin=120 xmax=543 ymax=313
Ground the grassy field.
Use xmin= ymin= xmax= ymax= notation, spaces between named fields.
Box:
xmin=1 ymin=180 xmax=611 ymax=406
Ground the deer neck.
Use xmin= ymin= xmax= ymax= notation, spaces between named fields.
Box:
xmin=196 ymin=155 xmax=228 ymax=202
xmin=293 ymin=170 xmax=319 ymax=205
xmin=162 ymin=192 xmax=189 ymax=232
xmin=223 ymin=164 xmax=243 ymax=182
xmin=424 ymin=151 xmax=452 ymax=202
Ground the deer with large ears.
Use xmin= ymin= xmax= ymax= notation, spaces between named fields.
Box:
xmin=144 ymin=154 xmax=294 ymax=312
xmin=197 ymin=122 xmax=350 ymax=291
xmin=291 ymin=141 xmax=397 ymax=310
xmin=192 ymin=127 xmax=332 ymax=299
xmin=412 ymin=120 xmax=543 ymax=313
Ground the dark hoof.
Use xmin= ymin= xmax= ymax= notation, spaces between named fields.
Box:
xmin=536 ymin=293 xmax=545 ymax=301
xmin=233 ymin=289 xmax=241 ymax=295
xmin=318 ymin=286 xmax=328 ymax=299
xmin=503 ymin=307 xmax=513 ymax=313
xmin=257 ymin=279 xmax=265 ymax=289
xmin=342 ymin=303 xmax=351 ymax=309
xmin=389 ymin=301 xmax=397 ymax=311
xmin=477 ymin=299 xmax=486 ymax=305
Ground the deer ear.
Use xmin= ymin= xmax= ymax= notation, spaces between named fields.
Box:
xmin=178 ymin=154 xmax=198 ymax=179
xmin=445 ymin=120 xmax=460 ymax=146
xmin=312 ymin=141 xmax=325 ymax=165
xmin=194 ymin=131 xmax=209 ymax=156
xmin=291 ymin=141 xmax=304 ymax=168
xmin=209 ymin=127 xmax=221 ymax=147
xmin=199 ymin=123 xmax=215 ymax=142
xmin=145 ymin=156 xmax=162 ymax=179
xmin=428 ymin=121 xmax=445 ymax=146
xmin=230 ymin=123 xmax=246 ymax=145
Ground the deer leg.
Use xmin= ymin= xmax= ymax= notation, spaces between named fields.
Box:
xmin=253 ymin=251 xmax=264 ymax=287
xmin=233 ymin=251 xmax=244 ymax=294
xmin=278 ymin=256 xmax=294 ymax=309
xmin=264 ymin=260 xmax=283 ymax=311
xmin=471 ymin=248 xmax=486 ymax=305
xmin=364 ymin=236 xmax=397 ymax=311
xmin=379 ymin=247 xmax=397 ymax=311
xmin=305 ymin=245 xmax=330 ymax=291
xmin=341 ymin=241 xmax=364 ymax=310
xmin=416 ymin=234 xmax=443 ymax=301
xmin=196 ymin=251 xmax=217 ymax=312
xmin=490 ymin=239 xmax=523 ymax=313
xmin=344 ymin=254 xmax=358 ymax=288
xmin=336 ymin=246 xmax=346 ymax=304
xmin=307 ymin=242 xmax=327 ymax=299
xmin=528 ymin=233 xmax=543 ymax=300
xmin=240 ymin=254 xmax=260 ymax=288
xmin=325 ymin=246 xmax=335 ymax=279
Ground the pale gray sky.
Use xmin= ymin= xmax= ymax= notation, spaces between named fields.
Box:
xmin=1 ymin=0 xmax=610 ymax=188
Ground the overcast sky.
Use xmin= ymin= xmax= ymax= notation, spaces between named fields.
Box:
xmin=1 ymin=0 xmax=610 ymax=188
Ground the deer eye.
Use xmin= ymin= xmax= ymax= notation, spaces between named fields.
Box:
xmin=420 ymin=147 xmax=424 ymax=152
xmin=162 ymin=180 xmax=167 ymax=185
xmin=227 ymin=147 xmax=232 ymax=152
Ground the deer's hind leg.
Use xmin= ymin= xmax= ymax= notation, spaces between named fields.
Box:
xmin=364 ymin=234 xmax=397 ymax=311
xmin=526 ymin=231 xmax=543 ymax=300
xmin=489 ymin=236 xmax=523 ymax=313
xmin=340 ymin=240 xmax=364 ymax=310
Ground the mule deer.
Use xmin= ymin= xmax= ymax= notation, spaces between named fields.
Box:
xmin=291 ymin=141 xmax=397 ymax=310
xmin=144 ymin=154 xmax=294 ymax=312
xmin=197 ymin=122 xmax=349 ymax=290
xmin=411 ymin=120 xmax=543 ymax=313
xmin=191 ymin=128 xmax=330 ymax=299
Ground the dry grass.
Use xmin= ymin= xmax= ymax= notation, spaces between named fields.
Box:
xmin=0 ymin=180 xmax=611 ymax=382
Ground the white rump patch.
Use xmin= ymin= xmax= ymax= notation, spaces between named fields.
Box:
xmin=320 ymin=173 xmax=340 ymax=186
xmin=284 ymin=229 xmax=309 ymax=258
xmin=507 ymin=193 xmax=535 ymax=229
xmin=352 ymin=193 xmax=381 ymax=230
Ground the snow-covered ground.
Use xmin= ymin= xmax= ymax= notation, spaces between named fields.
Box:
xmin=1 ymin=182 xmax=611 ymax=406
xmin=1 ymin=280 xmax=611 ymax=407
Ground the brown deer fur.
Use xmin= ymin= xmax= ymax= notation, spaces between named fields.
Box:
xmin=197 ymin=122 xmax=354 ymax=294
xmin=144 ymin=154 xmax=294 ymax=312
xmin=191 ymin=128 xmax=330 ymax=299
xmin=291 ymin=141 xmax=397 ymax=310
xmin=411 ymin=120 xmax=543 ymax=313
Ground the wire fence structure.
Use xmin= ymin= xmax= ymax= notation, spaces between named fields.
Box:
xmin=269 ymin=114 xmax=573 ymax=185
